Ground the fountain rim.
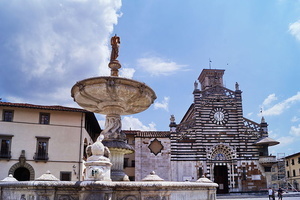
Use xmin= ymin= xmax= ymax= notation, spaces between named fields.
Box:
xmin=0 ymin=180 xmax=218 ymax=188
xmin=71 ymin=76 xmax=157 ymax=99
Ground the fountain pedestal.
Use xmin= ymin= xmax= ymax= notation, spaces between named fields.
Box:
xmin=84 ymin=161 xmax=112 ymax=181
xmin=84 ymin=134 xmax=113 ymax=181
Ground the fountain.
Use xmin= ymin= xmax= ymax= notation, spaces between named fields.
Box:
xmin=0 ymin=35 xmax=218 ymax=200
xmin=71 ymin=34 xmax=157 ymax=181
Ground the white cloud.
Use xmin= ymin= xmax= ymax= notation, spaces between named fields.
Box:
xmin=246 ymin=112 xmax=253 ymax=118
xmin=262 ymin=93 xmax=277 ymax=107
xmin=120 ymin=68 xmax=135 ymax=79
xmin=154 ymin=96 xmax=169 ymax=111
xmin=276 ymin=136 xmax=295 ymax=147
xmin=262 ymin=92 xmax=300 ymax=116
xmin=98 ymin=115 xmax=156 ymax=131
xmin=97 ymin=114 xmax=106 ymax=130
xmin=291 ymin=116 xmax=300 ymax=122
xmin=0 ymin=0 xmax=122 ymax=105
xmin=137 ymin=56 xmax=188 ymax=76
xmin=289 ymin=20 xmax=300 ymax=41
xmin=290 ymin=124 xmax=300 ymax=136
xmin=122 ymin=116 xmax=156 ymax=131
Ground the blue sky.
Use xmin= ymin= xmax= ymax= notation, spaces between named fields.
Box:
xmin=1 ymin=0 xmax=300 ymax=156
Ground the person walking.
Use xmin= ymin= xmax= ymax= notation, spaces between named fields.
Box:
xmin=268 ymin=187 xmax=275 ymax=200
xmin=278 ymin=187 xmax=283 ymax=200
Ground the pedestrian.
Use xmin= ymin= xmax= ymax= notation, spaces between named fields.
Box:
xmin=268 ymin=187 xmax=272 ymax=200
xmin=268 ymin=187 xmax=275 ymax=200
xmin=278 ymin=187 xmax=283 ymax=200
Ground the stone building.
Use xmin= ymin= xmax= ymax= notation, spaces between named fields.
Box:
xmin=124 ymin=68 xmax=280 ymax=193
xmin=0 ymin=102 xmax=100 ymax=181
xmin=285 ymin=152 xmax=300 ymax=190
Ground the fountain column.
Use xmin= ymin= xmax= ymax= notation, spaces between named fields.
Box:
xmin=101 ymin=112 xmax=134 ymax=181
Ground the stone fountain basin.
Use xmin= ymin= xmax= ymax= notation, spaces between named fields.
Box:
xmin=71 ymin=76 xmax=157 ymax=115
xmin=0 ymin=181 xmax=218 ymax=200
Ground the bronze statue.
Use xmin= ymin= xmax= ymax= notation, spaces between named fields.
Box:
xmin=110 ymin=34 xmax=120 ymax=61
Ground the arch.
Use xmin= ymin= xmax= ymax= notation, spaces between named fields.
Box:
xmin=14 ymin=167 xmax=30 ymax=181
xmin=209 ymin=144 xmax=235 ymax=160
xmin=9 ymin=162 xmax=35 ymax=180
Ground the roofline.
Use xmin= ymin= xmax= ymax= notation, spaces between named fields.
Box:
xmin=285 ymin=152 xmax=300 ymax=159
xmin=0 ymin=102 xmax=89 ymax=113
xmin=180 ymin=103 xmax=194 ymax=123
xmin=122 ymin=130 xmax=170 ymax=134
xmin=122 ymin=130 xmax=171 ymax=138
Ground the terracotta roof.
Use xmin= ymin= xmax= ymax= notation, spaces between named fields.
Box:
xmin=122 ymin=130 xmax=170 ymax=138
xmin=0 ymin=102 xmax=88 ymax=113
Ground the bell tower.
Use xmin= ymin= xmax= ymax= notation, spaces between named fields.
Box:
xmin=198 ymin=69 xmax=225 ymax=90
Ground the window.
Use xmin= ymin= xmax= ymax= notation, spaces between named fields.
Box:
xmin=124 ymin=158 xmax=129 ymax=168
xmin=3 ymin=110 xmax=14 ymax=122
xmin=0 ymin=135 xmax=13 ymax=159
xmin=293 ymin=170 xmax=296 ymax=177
xmin=287 ymin=171 xmax=290 ymax=178
xmin=131 ymin=160 xmax=135 ymax=167
xmin=60 ymin=171 xmax=71 ymax=181
xmin=292 ymin=159 xmax=295 ymax=165
xmin=286 ymin=160 xmax=289 ymax=167
xmin=34 ymin=137 xmax=50 ymax=161
xmin=298 ymin=157 xmax=300 ymax=164
xmin=39 ymin=113 xmax=50 ymax=124
xmin=242 ymin=167 xmax=246 ymax=180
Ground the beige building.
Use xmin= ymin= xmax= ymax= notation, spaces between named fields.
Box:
xmin=285 ymin=152 xmax=300 ymax=190
xmin=0 ymin=102 xmax=100 ymax=181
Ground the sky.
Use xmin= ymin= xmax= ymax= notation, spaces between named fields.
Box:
xmin=1 ymin=0 xmax=300 ymax=156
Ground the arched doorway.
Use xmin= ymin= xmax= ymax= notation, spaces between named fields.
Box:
xmin=214 ymin=165 xmax=229 ymax=194
xmin=9 ymin=162 xmax=35 ymax=180
xmin=14 ymin=167 xmax=30 ymax=181
xmin=208 ymin=144 xmax=236 ymax=194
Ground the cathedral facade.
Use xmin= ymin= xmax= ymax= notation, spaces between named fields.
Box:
xmin=124 ymin=68 xmax=279 ymax=193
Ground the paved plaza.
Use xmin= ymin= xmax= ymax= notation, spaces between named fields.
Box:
xmin=218 ymin=197 xmax=299 ymax=200
xmin=217 ymin=192 xmax=300 ymax=200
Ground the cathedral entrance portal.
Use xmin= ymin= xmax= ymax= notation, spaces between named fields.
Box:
xmin=214 ymin=165 xmax=229 ymax=194
xmin=208 ymin=144 xmax=236 ymax=193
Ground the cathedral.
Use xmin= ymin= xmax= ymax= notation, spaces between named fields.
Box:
xmin=124 ymin=68 xmax=280 ymax=194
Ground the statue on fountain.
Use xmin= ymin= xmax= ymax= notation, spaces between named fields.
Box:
xmin=84 ymin=134 xmax=112 ymax=181
xmin=86 ymin=134 xmax=110 ymax=162
xmin=110 ymin=34 xmax=120 ymax=61
xmin=109 ymin=34 xmax=121 ymax=76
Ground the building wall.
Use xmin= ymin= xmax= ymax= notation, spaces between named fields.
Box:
xmin=171 ymin=161 xmax=201 ymax=182
xmin=135 ymin=137 xmax=171 ymax=181
xmin=124 ymin=134 xmax=135 ymax=180
xmin=0 ymin=105 xmax=95 ymax=181
xmin=285 ymin=153 xmax=300 ymax=190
